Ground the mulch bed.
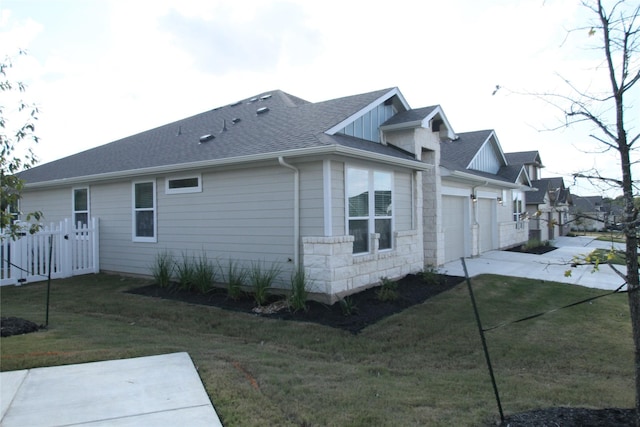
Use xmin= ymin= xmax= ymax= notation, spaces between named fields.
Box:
xmin=506 ymin=244 xmax=558 ymax=255
xmin=1 ymin=317 xmax=42 ymax=337
xmin=126 ymin=273 xmax=464 ymax=334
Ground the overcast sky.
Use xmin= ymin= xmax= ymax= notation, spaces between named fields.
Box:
xmin=1 ymin=0 xmax=638 ymax=197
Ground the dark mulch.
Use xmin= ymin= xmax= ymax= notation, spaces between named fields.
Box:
xmin=493 ymin=407 xmax=637 ymax=426
xmin=506 ymin=244 xmax=558 ymax=255
xmin=1 ymin=316 xmax=42 ymax=337
xmin=126 ymin=273 xmax=464 ymax=334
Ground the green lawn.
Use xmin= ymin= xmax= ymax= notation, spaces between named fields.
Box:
xmin=0 ymin=274 xmax=634 ymax=426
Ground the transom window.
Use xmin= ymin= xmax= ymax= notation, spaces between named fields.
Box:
xmin=347 ymin=167 xmax=393 ymax=254
xmin=133 ymin=180 xmax=156 ymax=242
xmin=165 ymin=174 xmax=202 ymax=194
xmin=73 ymin=188 xmax=89 ymax=226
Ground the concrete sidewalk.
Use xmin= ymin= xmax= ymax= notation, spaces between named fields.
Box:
xmin=0 ymin=352 xmax=223 ymax=427
xmin=440 ymin=235 xmax=629 ymax=291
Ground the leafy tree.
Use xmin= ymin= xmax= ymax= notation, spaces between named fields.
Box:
xmin=537 ymin=1 xmax=640 ymax=423
xmin=1 ymin=51 xmax=42 ymax=239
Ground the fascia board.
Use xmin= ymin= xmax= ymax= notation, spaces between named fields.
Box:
xmin=442 ymin=168 xmax=534 ymax=191
xmin=25 ymin=145 xmax=430 ymax=189
xmin=325 ymin=87 xmax=407 ymax=135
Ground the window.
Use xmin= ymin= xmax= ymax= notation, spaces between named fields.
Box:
xmin=73 ymin=188 xmax=89 ymax=226
xmin=165 ymin=174 xmax=202 ymax=194
xmin=133 ymin=180 xmax=156 ymax=242
xmin=347 ymin=167 xmax=393 ymax=253
xmin=512 ymin=190 xmax=524 ymax=229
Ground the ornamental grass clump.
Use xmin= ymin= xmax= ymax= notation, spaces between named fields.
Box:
xmin=192 ymin=253 xmax=217 ymax=294
xmin=249 ymin=261 xmax=282 ymax=306
xmin=176 ymin=252 xmax=196 ymax=291
xmin=150 ymin=250 xmax=174 ymax=289
xmin=289 ymin=267 xmax=309 ymax=312
xmin=375 ymin=277 xmax=398 ymax=302
xmin=220 ymin=259 xmax=247 ymax=300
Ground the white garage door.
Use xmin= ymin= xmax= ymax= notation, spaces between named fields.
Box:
xmin=443 ymin=196 xmax=466 ymax=262
xmin=478 ymin=198 xmax=494 ymax=253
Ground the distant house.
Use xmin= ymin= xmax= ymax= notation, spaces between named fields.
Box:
xmin=570 ymin=195 xmax=608 ymax=231
xmin=17 ymin=87 xmax=533 ymax=301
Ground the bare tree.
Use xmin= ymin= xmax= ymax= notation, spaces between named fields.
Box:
xmin=544 ymin=1 xmax=640 ymax=423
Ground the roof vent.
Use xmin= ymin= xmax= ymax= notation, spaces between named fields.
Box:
xmin=199 ymin=134 xmax=215 ymax=143
xmin=256 ymin=107 xmax=269 ymax=115
xmin=232 ymin=118 xmax=241 ymax=124
xmin=221 ymin=119 xmax=227 ymax=132
xmin=248 ymin=97 xmax=258 ymax=103
xmin=230 ymin=100 xmax=242 ymax=107
xmin=260 ymin=94 xmax=272 ymax=100
xmin=176 ymin=125 xmax=182 ymax=136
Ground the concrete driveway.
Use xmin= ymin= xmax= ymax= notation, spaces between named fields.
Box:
xmin=0 ymin=352 xmax=223 ymax=427
xmin=440 ymin=235 xmax=629 ymax=291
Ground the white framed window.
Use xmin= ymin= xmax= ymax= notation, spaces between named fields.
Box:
xmin=72 ymin=187 xmax=89 ymax=227
xmin=346 ymin=167 xmax=393 ymax=254
xmin=512 ymin=190 xmax=524 ymax=229
xmin=165 ymin=174 xmax=202 ymax=194
xmin=133 ymin=180 xmax=157 ymax=242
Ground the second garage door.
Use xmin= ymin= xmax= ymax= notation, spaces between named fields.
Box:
xmin=442 ymin=196 xmax=467 ymax=262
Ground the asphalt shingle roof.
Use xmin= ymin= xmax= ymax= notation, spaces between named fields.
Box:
xmin=504 ymin=150 xmax=542 ymax=166
xmin=20 ymin=88 xmax=418 ymax=184
xmin=439 ymin=130 xmax=494 ymax=172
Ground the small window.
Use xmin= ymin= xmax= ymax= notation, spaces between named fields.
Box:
xmin=133 ymin=180 xmax=156 ymax=242
xmin=165 ymin=175 xmax=202 ymax=194
xmin=73 ymin=188 xmax=89 ymax=227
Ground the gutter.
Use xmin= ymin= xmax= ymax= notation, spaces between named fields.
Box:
xmin=23 ymin=145 xmax=431 ymax=189
xmin=443 ymin=168 xmax=536 ymax=192
xmin=278 ymin=156 xmax=300 ymax=270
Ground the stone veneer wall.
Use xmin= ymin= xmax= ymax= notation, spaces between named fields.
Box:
xmin=499 ymin=220 xmax=529 ymax=249
xmin=302 ymin=229 xmax=423 ymax=303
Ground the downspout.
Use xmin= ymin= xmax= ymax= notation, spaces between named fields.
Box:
xmin=278 ymin=157 xmax=300 ymax=269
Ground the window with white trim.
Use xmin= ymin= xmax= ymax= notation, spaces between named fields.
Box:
xmin=73 ymin=188 xmax=89 ymax=226
xmin=165 ymin=174 xmax=202 ymax=194
xmin=512 ymin=190 xmax=524 ymax=229
xmin=347 ymin=167 xmax=393 ymax=253
xmin=133 ymin=180 xmax=156 ymax=242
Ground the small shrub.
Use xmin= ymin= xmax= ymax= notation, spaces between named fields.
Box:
xmin=150 ymin=250 xmax=174 ymax=288
xmin=249 ymin=261 xmax=282 ymax=306
xmin=339 ymin=296 xmax=359 ymax=316
xmin=192 ymin=253 xmax=217 ymax=294
xmin=376 ymin=277 xmax=398 ymax=302
xmin=289 ymin=268 xmax=309 ymax=312
xmin=176 ymin=252 xmax=197 ymax=291
xmin=421 ymin=265 xmax=444 ymax=286
xmin=220 ymin=259 xmax=247 ymax=300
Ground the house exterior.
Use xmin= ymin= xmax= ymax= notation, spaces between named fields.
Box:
xmin=505 ymin=151 xmax=572 ymax=241
xmin=570 ymin=195 xmax=609 ymax=231
xmin=17 ymin=87 xmax=532 ymax=301
xmin=526 ymin=177 xmax=572 ymax=241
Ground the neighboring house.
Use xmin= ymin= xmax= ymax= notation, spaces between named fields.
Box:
xmin=570 ymin=195 xmax=608 ymax=231
xmin=527 ymin=177 xmax=572 ymax=241
xmin=17 ymin=87 xmax=533 ymax=301
xmin=436 ymin=130 xmax=533 ymax=263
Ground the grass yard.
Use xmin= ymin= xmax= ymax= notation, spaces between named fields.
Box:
xmin=0 ymin=273 xmax=634 ymax=426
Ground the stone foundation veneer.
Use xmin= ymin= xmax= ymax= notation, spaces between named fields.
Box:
xmin=302 ymin=230 xmax=423 ymax=303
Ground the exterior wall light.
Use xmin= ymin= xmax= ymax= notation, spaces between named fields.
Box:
xmin=471 ymin=193 xmax=477 ymax=202
xmin=497 ymin=197 xmax=503 ymax=205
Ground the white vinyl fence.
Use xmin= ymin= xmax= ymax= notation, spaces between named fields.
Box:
xmin=0 ymin=218 xmax=99 ymax=286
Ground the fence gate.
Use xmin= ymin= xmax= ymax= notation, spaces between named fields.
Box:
xmin=0 ymin=218 xmax=99 ymax=286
